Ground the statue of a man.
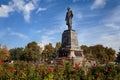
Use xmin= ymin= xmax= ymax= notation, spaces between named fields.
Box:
xmin=65 ymin=7 xmax=73 ymax=30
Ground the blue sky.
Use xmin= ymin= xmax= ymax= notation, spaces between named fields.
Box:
xmin=0 ymin=0 xmax=120 ymax=52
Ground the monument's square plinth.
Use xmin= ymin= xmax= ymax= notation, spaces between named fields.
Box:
xmin=59 ymin=29 xmax=84 ymax=59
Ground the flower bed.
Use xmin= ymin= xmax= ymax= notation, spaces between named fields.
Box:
xmin=0 ymin=60 xmax=120 ymax=80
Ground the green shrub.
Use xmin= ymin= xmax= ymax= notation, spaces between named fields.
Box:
xmin=0 ymin=60 xmax=120 ymax=80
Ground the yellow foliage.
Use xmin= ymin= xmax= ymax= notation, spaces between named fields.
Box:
xmin=0 ymin=45 xmax=10 ymax=61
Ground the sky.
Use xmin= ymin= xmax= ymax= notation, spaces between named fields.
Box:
xmin=0 ymin=0 xmax=120 ymax=52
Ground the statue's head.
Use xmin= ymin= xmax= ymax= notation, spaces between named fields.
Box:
xmin=67 ymin=7 xmax=70 ymax=11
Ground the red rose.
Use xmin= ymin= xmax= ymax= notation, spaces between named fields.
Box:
xmin=48 ymin=67 xmax=54 ymax=72
xmin=60 ymin=68 xmax=64 ymax=71
xmin=62 ymin=57 xmax=66 ymax=60
xmin=0 ymin=61 xmax=3 ymax=65
xmin=75 ymin=62 xmax=81 ymax=68
xmin=108 ymin=68 xmax=112 ymax=73
xmin=40 ymin=70 xmax=43 ymax=75
xmin=59 ymin=61 xmax=62 ymax=65
xmin=71 ymin=69 xmax=76 ymax=73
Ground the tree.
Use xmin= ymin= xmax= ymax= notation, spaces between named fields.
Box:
xmin=42 ymin=43 xmax=55 ymax=61
xmin=81 ymin=44 xmax=116 ymax=63
xmin=9 ymin=48 xmax=24 ymax=61
xmin=0 ymin=45 xmax=10 ymax=61
xmin=81 ymin=45 xmax=90 ymax=55
xmin=53 ymin=42 xmax=61 ymax=58
xmin=105 ymin=47 xmax=116 ymax=61
xmin=24 ymin=41 xmax=41 ymax=62
xmin=115 ymin=48 xmax=120 ymax=63
xmin=90 ymin=45 xmax=108 ymax=63
xmin=55 ymin=42 xmax=61 ymax=50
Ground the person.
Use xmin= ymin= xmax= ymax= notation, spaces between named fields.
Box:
xmin=65 ymin=7 xmax=73 ymax=30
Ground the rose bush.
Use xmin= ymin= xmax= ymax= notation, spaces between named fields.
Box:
xmin=0 ymin=60 xmax=120 ymax=80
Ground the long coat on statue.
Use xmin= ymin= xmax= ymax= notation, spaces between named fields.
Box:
xmin=65 ymin=10 xmax=73 ymax=29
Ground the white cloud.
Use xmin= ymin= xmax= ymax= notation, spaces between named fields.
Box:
xmin=100 ymin=33 xmax=120 ymax=52
xmin=36 ymin=30 xmax=42 ymax=33
xmin=72 ymin=9 xmax=83 ymax=27
xmin=7 ymin=27 xmax=11 ymax=31
xmin=103 ymin=6 xmax=120 ymax=24
xmin=10 ymin=32 xmax=28 ymax=39
xmin=105 ymin=23 xmax=120 ymax=30
xmin=38 ymin=23 xmax=65 ymax=44
xmin=23 ymin=2 xmax=35 ymax=22
xmin=12 ymin=0 xmax=36 ymax=22
xmin=91 ymin=0 xmax=106 ymax=10
xmin=32 ymin=0 xmax=39 ymax=4
xmin=41 ymin=35 xmax=55 ymax=44
xmin=78 ymin=25 xmax=120 ymax=52
xmin=0 ymin=31 xmax=6 ymax=40
xmin=75 ymin=12 xmax=82 ymax=19
xmin=40 ymin=27 xmax=63 ymax=44
xmin=0 ymin=5 xmax=13 ymax=17
xmin=45 ymin=29 xmax=61 ymax=35
xmin=84 ymin=14 xmax=98 ymax=18
xmin=36 ymin=7 xmax=47 ymax=14
xmin=0 ymin=0 xmax=45 ymax=22
xmin=12 ymin=0 xmax=25 ymax=11
xmin=85 ymin=5 xmax=120 ymax=52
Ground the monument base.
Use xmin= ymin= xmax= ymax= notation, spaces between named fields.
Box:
xmin=58 ymin=29 xmax=84 ymax=65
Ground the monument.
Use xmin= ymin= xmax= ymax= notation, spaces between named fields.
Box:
xmin=58 ymin=8 xmax=84 ymax=64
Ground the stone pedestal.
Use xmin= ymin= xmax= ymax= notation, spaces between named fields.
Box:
xmin=59 ymin=29 xmax=84 ymax=59
xmin=61 ymin=29 xmax=78 ymax=48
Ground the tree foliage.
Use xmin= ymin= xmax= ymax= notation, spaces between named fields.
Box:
xmin=0 ymin=45 xmax=10 ymax=61
xmin=42 ymin=43 xmax=55 ymax=60
xmin=81 ymin=44 xmax=116 ymax=63
xmin=53 ymin=42 xmax=61 ymax=58
xmin=55 ymin=42 xmax=61 ymax=50
xmin=9 ymin=48 xmax=24 ymax=60
xmin=115 ymin=49 xmax=120 ymax=63
xmin=24 ymin=41 xmax=41 ymax=62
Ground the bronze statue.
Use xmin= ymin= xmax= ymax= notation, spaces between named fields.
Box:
xmin=65 ymin=7 xmax=73 ymax=30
